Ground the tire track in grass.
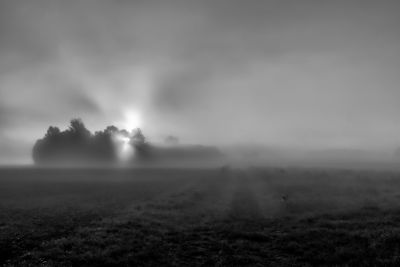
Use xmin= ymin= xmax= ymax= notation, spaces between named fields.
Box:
xmin=170 ymin=170 xmax=271 ymax=267
xmin=228 ymin=170 xmax=263 ymax=221
xmin=249 ymin=169 xmax=289 ymax=218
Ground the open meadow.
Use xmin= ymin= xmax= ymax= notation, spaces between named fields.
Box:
xmin=2 ymin=167 xmax=400 ymax=266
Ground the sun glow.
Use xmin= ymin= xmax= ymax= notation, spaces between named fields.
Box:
xmin=123 ymin=110 xmax=141 ymax=131
xmin=111 ymin=108 xmax=142 ymax=162
xmin=113 ymin=134 xmax=133 ymax=161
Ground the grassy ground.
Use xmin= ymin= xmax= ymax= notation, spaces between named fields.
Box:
xmin=1 ymin=167 xmax=400 ymax=266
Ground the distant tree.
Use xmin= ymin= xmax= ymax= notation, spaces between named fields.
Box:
xmin=130 ymin=128 xmax=151 ymax=160
xmin=33 ymin=126 xmax=63 ymax=163
xmin=131 ymin=128 xmax=146 ymax=146
xmin=119 ymin=129 xmax=130 ymax=138
xmin=45 ymin=126 xmax=61 ymax=140
xmin=33 ymin=119 xmax=95 ymax=164
xmin=32 ymin=139 xmax=46 ymax=163
xmin=105 ymin=125 xmax=119 ymax=134
xmin=165 ymin=135 xmax=179 ymax=145
xmin=67 ymin=118 xmax=91 ymax=143
xmin=32 ymin=119 xmax=152 ymax=165
xmin=91 ymin=129 xmax=118 ymax=162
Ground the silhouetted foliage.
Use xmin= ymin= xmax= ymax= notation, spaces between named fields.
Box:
xmin=105 ymin=125 xmax=119 ymax=135
xmin=33 ymin=119 xmax=133 ymax=165
xmin=131 ymin=128 xmax=146 ymax=146
xmin=33 ymin=119 xmax=221 ymax=166
xmin=45 ymin=126 xmax=61 ymax=140
xmin=92 ymin=130 xmax=117 ymax=162
xmin=68 ymin=119 xmax=91 ymax=141
xmin=165 ymin=135 xmax=179 ymax=145
xmin=130 ymin=128 xmax=151 ymax=160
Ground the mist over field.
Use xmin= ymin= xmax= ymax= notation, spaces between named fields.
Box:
xmin=1 ymin=0 xmax=400 ymax=165
xmin=1 ymin=0 xmax=400 ymax=266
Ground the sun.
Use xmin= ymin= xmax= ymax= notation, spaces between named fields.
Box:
xmin=123 ymin=109 xmax=141 ymax=131
xmin=113 ymin=134 xmax=133 ymax=161
xmin=118 ymin=135 xmax=131 ymax=152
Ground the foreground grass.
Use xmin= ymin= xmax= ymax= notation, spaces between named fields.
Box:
xmin=3 ymin=207 xmax=400 ymax=266
xmin=1 ymin=167 xmax=400 ymax=266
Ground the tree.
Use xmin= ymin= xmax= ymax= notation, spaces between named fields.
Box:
xmin=105 ymin=125 xmax=119 ymax=134
xmin=33 ymin=126 xmax=62 ymax=163
xmin=130 ymin=128 xmax=151 ymax=160
xmin=45 ymin=126 xmax=61 ymax=140
xmin=33 ymin=119 xmax=94 ymax=164
xmin=92 ymin=129 xmax=118 ymax=162
xmin=67 ymin=118 xmax=91 ymax=143
xmin=32 ymin=119 xmax=152 ymax=165
xmin=131 ymin=128 xmax=146 ymax=146
xmin=165 ymin=135 xmax=179 ymax=145
xmin=119 ymin=129 xmax=130 ymax=138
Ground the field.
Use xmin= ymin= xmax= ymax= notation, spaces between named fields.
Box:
xmin=2 ymin=167 xmax=400 ymax=266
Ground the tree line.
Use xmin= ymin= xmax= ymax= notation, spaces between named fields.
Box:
xmin=32 ymin=119 xmax=149 ymax=164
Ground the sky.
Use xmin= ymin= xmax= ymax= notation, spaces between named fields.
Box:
xmin=0 ymin=0 xmax=400 ymax=163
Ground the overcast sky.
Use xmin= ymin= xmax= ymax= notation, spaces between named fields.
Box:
xmin=1 ymin=0 xmax=400 ymax=163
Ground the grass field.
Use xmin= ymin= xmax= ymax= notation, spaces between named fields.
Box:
xmin=2 ymin=167 xmax=400 ymax=266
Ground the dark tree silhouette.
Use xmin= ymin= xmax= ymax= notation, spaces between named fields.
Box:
xmin=67 ymin=118 xmax=91 ymax=143
xmin=33 ymin=118 xmax=220 ymax=166
xmin=91 ymin=129 xmax=118 ymax=162
xmin=33 ymin=119 xmax=125 ymax=164
xmin=45 ymin=126 xmax=61 ymax=140
xmin=131 ymin=128 xmax=146 ymax=146
xmin=105 ymin=125 xmax=119 ymax=135
xmin=130 ymin=128 xmax=151 ymax=160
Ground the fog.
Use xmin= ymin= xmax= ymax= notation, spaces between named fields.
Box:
xmin=1 ymin=0 xmax=400 ymax=165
